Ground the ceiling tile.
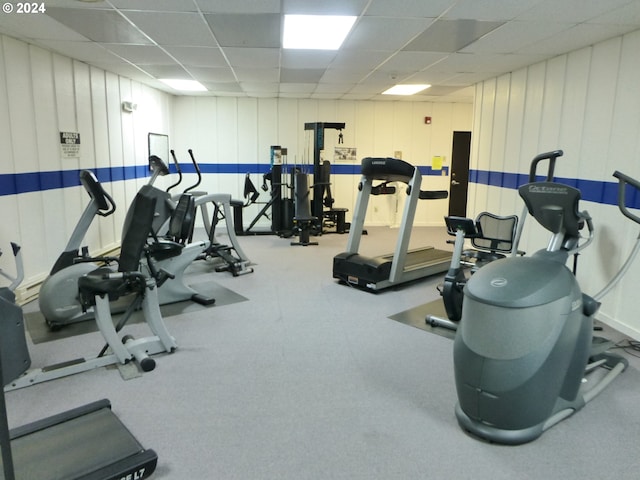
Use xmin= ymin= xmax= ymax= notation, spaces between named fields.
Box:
xmin=111 ymin=0 xmax=200 ymax=12
xmin=377 ymin=51 xmax=448 ymax=73
xmin=329 ymin=50 xmax=391 ymax=70
xmin=315 ymin=83 xmax=357 ymax=93
xmin=37 ymin=40 xmax=124 ymax=64
xmin=403 ymin=19 xmax=505 ymax=53
xmin=279 ymin=83 xmax=315 ymax=93
xmin=163 ymin=46 xmax=227 ymax=67
xmin=402 ymin=70 xmax=460 ymax=85
xmin=45 ymin=8 xmax=152 ymax=44
xmin=349 ymin=83 xmax=388 ymax=94
xmin=90 ymin=62 xmax=154 ymax=82
xmin=460 ymin=20 xmax=574 ymax=54
xmin=517 ymin=22 xmax=639 ymax=55
xmin=0 ymin=11 xmax=88 ymax=42
xmin=203 ymin=82 xmax=243 ymax=93
xmin=204 ymin=14 xmax=280 ymax=48
xmin=444 ymin=72 xmax=503 ymax=86
xmin=104 ymin=44 xmax=175 ymax=64
xmin=516 ymin=0 xmax=634 ymax=23
xmin=310 ymin=93 xmax=344 ymax=100
xmin=235 ymin=68 xmax=281 ymax=83
xmin=342 ymin=17 xmax=435 ymax=51
xmin=241 ymin=82 xmax=279 ymax=93
xmin=364 ymin=0 xmax=454 ymax=17
xmin=320 ymin=69 xmax=369 ymax=84
xmin=280 ymin=50 xmax=337 ymax=69
xmin=196 ymin=0 xmax=281 ymax=14
xmin=1 ymin=0 xmax=638 ymax=102
xmin=280 ymin=69 xmax=326 ymax=83
xmin=341 ymin=92 xmax=376 ymax=100
xmin=591 ymin=1 xmax=640 ymax=24
xmin=122 ymin=12 xmax=218 ymax=47
xmin=187 ymin=66 xmax=237 ymax=82
xmin=444 ymin=0 xmax=545 ymax=21
xmin=45 ymin=0 xmax=114 ymax=9
xmin=137 ymin=64 xmax=192 ymax=79
xmin=223 ymin=47 xmax=280 ymax=68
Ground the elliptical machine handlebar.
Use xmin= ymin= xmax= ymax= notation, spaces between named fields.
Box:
xmin=592 ymin=170 xmax=640 ymax=301
xmin=512 ymin=150 xmax=564 ymax=256
xmin=184 ymin=149 xmax=203 ymax=193
xmin=613 ymin=170 xmax=640 ymax=225
xmin=528 ymin=150 xmax=564 ymax=182
xmin=79 ymin=170 xmax=116 ymax=217
xmin=167 ymin=150 xmax=183 ymax=193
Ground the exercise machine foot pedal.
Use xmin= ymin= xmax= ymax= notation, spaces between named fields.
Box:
xmin=191 ymin=293 xmax=216 ymax=306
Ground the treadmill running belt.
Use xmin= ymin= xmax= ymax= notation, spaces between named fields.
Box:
xmin=403 ymin=248 xmax=452 ymax=269
xmin=7 ymin=407 xmax=150 ymax=479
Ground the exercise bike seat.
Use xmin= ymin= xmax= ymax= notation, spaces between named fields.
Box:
xmin=78 ymin=268 xmax=147 ymax=304
xmin=79 ymin=192 xmax=158 ymax=306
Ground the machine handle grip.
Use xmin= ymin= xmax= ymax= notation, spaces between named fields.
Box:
xmin=167 ymin=150 xmax=183 ymax=193
xmin=184 ymin=149 xmax=203 ymax=193
xmin=79 ymin=170 xmax=117 ymax=217
xmin=613 ymin=170 xmax=640 ymax=225
xmin=528 ymin=150 xmax=563 ymax=182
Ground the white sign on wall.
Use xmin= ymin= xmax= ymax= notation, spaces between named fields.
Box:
xmin=60 ymin=132 xmax=80 ymax=159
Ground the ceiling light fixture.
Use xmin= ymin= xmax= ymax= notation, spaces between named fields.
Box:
xmin=382 ymin=84 xmax=431 ymax=96
xmin=158 ymin=79 xmax=207 ymax=92
xmin=283 ymin=14 xmax=357 ymax=50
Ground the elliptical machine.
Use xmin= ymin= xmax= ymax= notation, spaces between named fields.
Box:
xmin=453 ymin=168 xmax=640 ymax=445
xmin=171 ymin=149 xmax=253 ymax=276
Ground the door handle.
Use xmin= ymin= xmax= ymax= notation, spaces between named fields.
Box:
xmin=451 ymin=180 xmax=460 ymax=186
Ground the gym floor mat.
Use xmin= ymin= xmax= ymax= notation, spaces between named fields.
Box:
xmin=388 ymin=299 xmax=456 ymax=340
xmin=24 ymin=281 xmax=248 ymax=344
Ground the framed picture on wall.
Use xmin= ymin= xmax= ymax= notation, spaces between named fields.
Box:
xmin=334 ymin=147 xmax=357 ymax=163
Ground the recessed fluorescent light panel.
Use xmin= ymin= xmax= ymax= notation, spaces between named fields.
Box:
xmin=382 ymin=84 xmax=431 ymax=95
xmin=159 ymin=79 xmax=207 ymax=92
xmin=283 ymin=15 xmax=357 ymax=50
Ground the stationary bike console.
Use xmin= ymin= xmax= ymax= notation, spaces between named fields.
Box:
xmin=444 ymin=216 xmax=481 ymax=238
xmin=79 ymin=170 xmax=116 ymax=216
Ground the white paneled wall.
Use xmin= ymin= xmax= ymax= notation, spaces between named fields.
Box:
xmin=469 ymin=29 xmax=640 ymax=339
xmin=0 ymin=34 xmax=173 ymax=298
xmin=170 ymin=97 xmax=472 ymax=229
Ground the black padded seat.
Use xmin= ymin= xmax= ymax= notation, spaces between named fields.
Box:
xmin=79 ymin=192 xmax=157 ymax=306
xmin=147 ymin=193 xmax=196 ymax=261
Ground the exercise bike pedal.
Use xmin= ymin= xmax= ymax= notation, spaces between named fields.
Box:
xmin=191 ymin=293 xmax=216 ymax=306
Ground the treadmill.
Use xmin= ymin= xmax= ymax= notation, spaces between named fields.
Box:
xmin=0 ymin=397 xmax=158 ymax=480
xmin=0 ymin=255 xmax=158 ymax=480
xmin=333 ymin=157 xmax=451 ymax=292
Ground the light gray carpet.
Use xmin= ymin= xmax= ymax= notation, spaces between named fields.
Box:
xmin=6 ymin=227 xmax=640 ymax=480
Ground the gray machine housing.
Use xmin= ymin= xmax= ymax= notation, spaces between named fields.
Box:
xmin=453 ymin=171 xmax=638 ymax=445
xmin=454 ymin=254 xmax=591 ymax=444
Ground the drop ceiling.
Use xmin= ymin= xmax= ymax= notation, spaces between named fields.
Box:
xmin=1 ymin=0 xmax=639 ymax=102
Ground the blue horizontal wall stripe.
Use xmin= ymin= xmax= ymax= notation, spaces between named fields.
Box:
xmin=471 ymin=169 xmax=640 ymax=210
xmin=2 ymin=164 xmax=638 ymax=210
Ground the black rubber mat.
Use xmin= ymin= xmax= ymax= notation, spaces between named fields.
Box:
xmin=388 ymin=299 xmax=456 ymax=340
xmin=24 ymin=281 xmax=247 ymax=344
